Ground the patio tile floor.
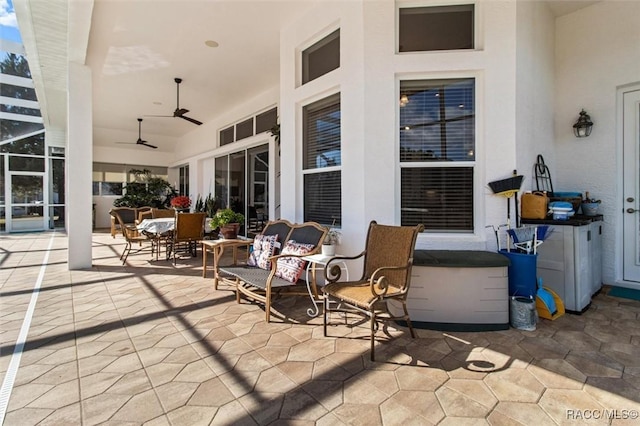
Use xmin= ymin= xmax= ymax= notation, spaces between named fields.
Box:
xmin=1 ymin=230 xmax=640 ymax=425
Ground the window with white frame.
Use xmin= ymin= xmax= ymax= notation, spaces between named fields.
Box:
xmin=92 ymin=163 xmax=168 ymax=196
xmin=178 ymin=164 xmax=189 ymax=196
xmin=399 ymin=78 xmax=475 ymax=231
xmin=398 ymin=4 xmax=474 ymax=53
xmin=303 ymin=93 xmax=341 ymax=226
xmin=219 ymin=107 xmax=278 ymax=146
xmin=302 ymin=29 xmax=340 ymax=85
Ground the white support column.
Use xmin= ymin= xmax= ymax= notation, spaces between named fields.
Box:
xmin=67 ymin=62 xmax=93 ymax=269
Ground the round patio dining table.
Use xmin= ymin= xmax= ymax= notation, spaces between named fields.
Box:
xmin=136 ymin=217 xmax=175 ymax=234
xmin=136 ymin=218 xmax=175 ymax=260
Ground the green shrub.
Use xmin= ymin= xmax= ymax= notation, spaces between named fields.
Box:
xmin=209 ymin=208 xmax=245 ymax=229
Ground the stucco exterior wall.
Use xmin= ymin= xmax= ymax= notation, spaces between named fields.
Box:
xmin=279 ymin=1 xmax=363 ymax=255
xmin=555 ymin=1 xmax=640 ymax=285
xmin=279 ymin=0 xmax=521 ymax=253
xmin=515 ymin=0 xmax=556 ymax=188
xmin=165 ymin=1 xmax=633 ymax=288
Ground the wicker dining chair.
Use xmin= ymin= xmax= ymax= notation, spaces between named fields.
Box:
xmin=109 ymin=206 xmax=137 ymax=238
xmin=111 ymin=208 xmax=152 ymax=264
xmin=166 ymin=212 xmax=207 ymax=264
xmin=137 ymin=209 xmax=153 ymax=224
xmin=151 ymin=208 xmax=176 ymax=219
xmin=322 ymin=220 xmax=424 ymax=361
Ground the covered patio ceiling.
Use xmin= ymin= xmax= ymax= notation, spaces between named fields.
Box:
xmin=15 ymin=0 xmax=314 ymax=152
xmin=15 ymin=0 xmax=598 ymax=153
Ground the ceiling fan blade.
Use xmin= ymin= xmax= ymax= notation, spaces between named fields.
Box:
xmin=180 ymin=115 xmax=203 ymax=125
xmin=139 ymin=141 xmax=158 ymax=149
xmin=174 ymin=108 xmax=189 ymax=116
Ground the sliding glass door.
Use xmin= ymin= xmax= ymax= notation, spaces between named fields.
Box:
xmin=248 ymin=146 xmax=269 ymax=233
xmin=215 ymin=143 xmax=269 ymax=236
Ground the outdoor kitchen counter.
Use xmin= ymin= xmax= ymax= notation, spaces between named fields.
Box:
xmin=389 ymin=250 xmax=511 ymax=331
xmin=522 ymin=214 xmax=603 ymax=226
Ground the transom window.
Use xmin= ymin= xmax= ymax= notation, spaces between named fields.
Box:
xmin=219 ymin=107 xmax=278 ymax=146
xmin=399 ymin=4 xmax=474 ymax=53
xmin=399 ymin=78 xmax=475 ymax=232
xmin=302 ymin=29 xmax=340 ymax=85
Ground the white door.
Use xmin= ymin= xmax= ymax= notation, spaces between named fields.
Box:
xmin=622 ymin=88 xmax=640 ymax=283
xmin=7 ymin=172 xmax=46 ymax=232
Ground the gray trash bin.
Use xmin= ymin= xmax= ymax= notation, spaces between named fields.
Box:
xmin=509 ymin=296 xmax=537 ymax=331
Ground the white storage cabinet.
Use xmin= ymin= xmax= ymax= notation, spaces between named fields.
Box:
xmin=535 ymin=220 xmax=602 ymax=313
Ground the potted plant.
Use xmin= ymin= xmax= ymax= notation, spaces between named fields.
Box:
xmin=204 ymin=194 xmax=222 ymax=218
xmin=194 ymin=194 xmax=205 ymax=213
xmin=195 ymin=194 xmax=223 ymax=233
xmin=322 ymin=228 xmax=341 ymax=256
xmin=209 ymin=208 xmax=245 ymax=239
xmin=170 ymin=195 xmax=191 ymax=212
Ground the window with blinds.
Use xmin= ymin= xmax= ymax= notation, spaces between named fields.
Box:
xmin=92 ymin=163 xmax=168 ymax=196
xmin=399 ymin=78 xmax=475 ymax=231
xmin=303 ymin=93 xmax=341 ymax=226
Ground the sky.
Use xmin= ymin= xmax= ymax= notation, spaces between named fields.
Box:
xmin=0 ymin=0 xmax=21 ymax=43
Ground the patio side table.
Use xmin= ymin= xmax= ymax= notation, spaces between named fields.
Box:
xmin=302 ymin=253 xmax=349 ymax=317
xmin=202 ymin=238 xmax=253 ymax=289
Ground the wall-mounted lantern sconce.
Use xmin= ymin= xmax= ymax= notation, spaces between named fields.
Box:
xmin=573 ymin=109 xmax=593 ymax=138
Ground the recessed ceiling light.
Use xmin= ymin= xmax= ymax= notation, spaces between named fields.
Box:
xmin=153 ymin=101 xmax=162 ymax=105
xmin=204 ymin=40 xmax=219 ymax=48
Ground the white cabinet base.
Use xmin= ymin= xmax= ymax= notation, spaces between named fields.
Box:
xmin=534 ymin=220 xmax=602 ymax=313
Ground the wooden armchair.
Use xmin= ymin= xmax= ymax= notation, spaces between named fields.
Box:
xmin=166 ymin=212 xmax=206 ymax=264
xmin=322 ymin=221 xmax=424 ymax=361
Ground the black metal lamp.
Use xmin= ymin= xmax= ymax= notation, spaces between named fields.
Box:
xmin=573 ymin=109 xmax=593 ymax=138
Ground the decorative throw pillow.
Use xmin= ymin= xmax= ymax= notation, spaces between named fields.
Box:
xmin=247 ymin=234 xmax=279 ymax=270
xmin=275 ymin=240 xmax=315 ymax=283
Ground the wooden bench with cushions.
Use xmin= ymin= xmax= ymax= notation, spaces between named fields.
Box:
xmin=218 ymin=219 xmax=328 ymax=322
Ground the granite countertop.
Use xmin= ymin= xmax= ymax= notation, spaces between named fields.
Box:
xmin=521 ymin=214 xmax=603 ymax=226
